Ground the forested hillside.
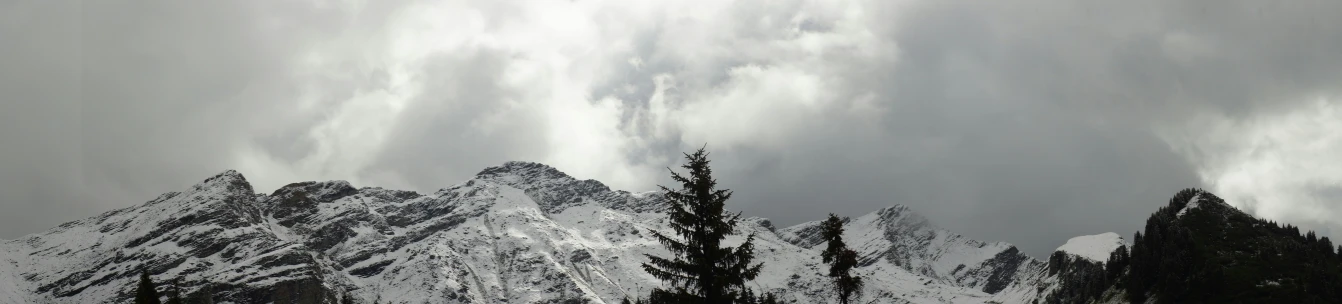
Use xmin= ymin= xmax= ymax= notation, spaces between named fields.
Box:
xmin=1061 ymin=189 xmax=1342 ymax=303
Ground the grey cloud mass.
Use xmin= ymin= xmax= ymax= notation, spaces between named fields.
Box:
xmin=3 ymin=0 xmax=1342 ymax=258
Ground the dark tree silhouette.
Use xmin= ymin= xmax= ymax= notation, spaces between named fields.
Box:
xmin=761 ymin=292 xmax=779 ymax=304
xmin=134 ymin=269 xmax=162 ymax=304
xmin=641 ymin=147 xmax=766 ymax=303
xmin=195 ymin=283 xmax=215 ymax=304
xmin=1105 ymin=245 xmax=1129 ymax=282
xmin=820 ymin=214 xmax=863 ymax=304
xmin=164 ymin=279 xmax=184 ymax=304
xmin=1121 ymin=188 xmax=1342 ymax=303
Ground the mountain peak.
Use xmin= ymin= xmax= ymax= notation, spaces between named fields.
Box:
xmin=877 ymin=204 xmax=912 ymax=213
xmin=469 ymin=161 xmax=617 ymax=214
xmin=872 ymin=204 xmax=932 ymax=228
xmin=1055 ymin=232 xmax=1125 ymax=262
xmin=193 ymin=169 xmax=254 ymax=194
xmin=1170 ymin=188 xmax=1237 ymax=219
xmin=269 ymin=180 xmax=359 ymax=202
xmin=206 ymin=169 xmax=244 ymax=181
xmin=475 ymin=161 xmax=576 ymax=183
xmin=872 ymin=204 xmax=914 ymax=219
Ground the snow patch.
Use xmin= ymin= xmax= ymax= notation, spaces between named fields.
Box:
xmin=1176 ymin=194 xmax=1202 ymax=217
xmin=1056 ymin=232 xmax=1125 ymax=262
xmin=0 ymin=244 xmax=32 ymax=304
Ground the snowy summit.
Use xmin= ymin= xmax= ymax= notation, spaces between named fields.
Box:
xmin=1055 ymin=232 xmax=1126 ymax=262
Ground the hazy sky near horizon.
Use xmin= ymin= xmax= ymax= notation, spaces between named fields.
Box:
xmin=3 ymin=0 xmax=1342 ymax=257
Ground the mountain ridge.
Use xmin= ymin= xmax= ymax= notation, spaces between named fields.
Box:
xmin=1 ymin=162 xmax=1113 ymax=303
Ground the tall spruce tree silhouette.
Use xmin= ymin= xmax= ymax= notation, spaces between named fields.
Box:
xmin=641 ymin=147 xmax=765 ymax=304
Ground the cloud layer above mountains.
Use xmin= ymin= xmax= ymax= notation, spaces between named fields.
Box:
xmin=3 ymin=0 xmax=1342 ymax=257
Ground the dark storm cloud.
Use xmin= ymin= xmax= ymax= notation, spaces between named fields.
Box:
xmin=704 ymin=0 xmax=1342 ymax=256
xmin=3 ymin=0 xmax=1341 ymax=258
xmin=1 ymin=1 xmax=91 ymax=237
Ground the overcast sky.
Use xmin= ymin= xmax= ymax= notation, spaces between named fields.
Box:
xmin=3 ymin=0 xmax=1342 ymax=258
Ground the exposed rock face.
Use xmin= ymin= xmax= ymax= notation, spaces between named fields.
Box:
xmin=0 ymin=162 xmax=1092 ymax=304
xmin=2 ymin=170 xmax=351 ymax=304
xmin=1040 ymin=251 xmax=1109 ymax=304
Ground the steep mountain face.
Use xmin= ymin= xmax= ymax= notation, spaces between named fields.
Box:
xmin=0 ymin=171 xmax=352 ymax=304
xmin=1039 ymin=234 xmax=1127 ymax=304
xmin=0 ymin=162 xmax=1107 ymax=304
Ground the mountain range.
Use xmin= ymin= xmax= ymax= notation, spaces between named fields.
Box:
xmin=2 ymin=161 xmax=1295 ymax=304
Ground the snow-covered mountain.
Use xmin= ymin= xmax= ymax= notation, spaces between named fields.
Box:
xmin=0 ymin=162 xmax=1123 ymax=304
xmin=1055 ymin=233 xmax=1126 ymax=263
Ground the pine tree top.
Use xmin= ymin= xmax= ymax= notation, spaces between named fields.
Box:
xmin=820 ymin=214 xmax=849 ymax=264
xmin=640 ymin=147 xmax=765 ymax=303
xmin=135 ymin=269 xmax=162 ymax=304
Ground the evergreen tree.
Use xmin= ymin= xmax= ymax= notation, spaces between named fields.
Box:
xmin=739 ymin=289 xmax=757 ymax=304
xmin=1105 ymin=244 xmax=1129 ymax=282
xmin=641 ymin=147 xmax=765 ymax=303
xmin=165 ymin=279 xmax=184 ymax=304
xmin=761 ymin=292 xmax=779 ymax=304
xmin=1319 ymin=237 xmax=1334 ymax=256
xmin=1120 ymin=188 xmax=1342 ymax=303
xmin=820 ymin=214 xmax=863 ymax=304
xmin=134 ymin=269 xmax=162 ymax=304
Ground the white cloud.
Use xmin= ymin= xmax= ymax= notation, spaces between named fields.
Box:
xmin=1166 ymin=98 xmax=1342 ymax=235
xmin=221 ymin=0 xmax=894 ymax=193
xmin=673 ymin=64 xmax=827 ymax=150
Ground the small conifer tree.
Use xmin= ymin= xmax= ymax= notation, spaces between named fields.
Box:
xmin=821 ymin=214 xmax=863 ymax=304
xmin=134 ymin=269 xmax=162 ymax=304
xmin=164 ymin=278 xmax=184 ymax=304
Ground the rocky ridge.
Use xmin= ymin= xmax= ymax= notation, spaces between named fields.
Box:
xmin=0 ymin=162 xmax=1119 ymax=304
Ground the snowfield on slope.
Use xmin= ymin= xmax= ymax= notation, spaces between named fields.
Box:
xmin=1055 ymin=232 xmax=1127 ymax=262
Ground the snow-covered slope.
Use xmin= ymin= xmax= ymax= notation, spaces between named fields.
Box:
xmin=0 ymin=243 xmax=32 ymax=303
xmin=1055 ymin=233 xmax=1126 ymax=263
xmin=0 ymin=162 xmax=1101 ymax=304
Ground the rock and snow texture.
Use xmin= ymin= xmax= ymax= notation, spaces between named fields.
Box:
xmin=1176 ymin=193 xmax=1202 ymax=217
xmin=0 ymin=162 xmax=1083 ymax=304
xmin=1055 ymin=233 xmax=1126 ymax=262
xmin=0 ymin=244 xmax=32 ymax=303
xmin=779 ymin=206 xmax=1048 ymax=297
